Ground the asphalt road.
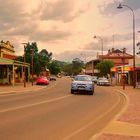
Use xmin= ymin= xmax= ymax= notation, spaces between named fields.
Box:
xmin=0 ymin=77 xmax=126 ymax=140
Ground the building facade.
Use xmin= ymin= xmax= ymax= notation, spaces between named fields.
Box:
xmin=85 ymin=59 xmax=100 ymax=76
xmin=99 ymin=48 xmax=133 ymax=66
xmin=85 ymin=48 xmax=133 ymax=78
xmin=0 ymin=41 xmax=30 ymax=86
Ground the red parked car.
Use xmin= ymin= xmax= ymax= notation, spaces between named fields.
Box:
xmin=36 ymin=76 xmax=49 ymax=85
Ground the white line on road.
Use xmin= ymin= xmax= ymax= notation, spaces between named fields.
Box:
xmin=62 ymin=92 xmax=127 ymax=140
xmin=0 ymin=95 xmax=72 ymax=113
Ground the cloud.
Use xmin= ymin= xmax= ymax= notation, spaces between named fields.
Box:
xmin=83 ymin=33 xmax=134 ymax=53
xmin=29 ymin=29 xmax=72 ymax=42
xmin=40 ymin=0 xmax=90 ymax=22
xmin=54 ymin=50 xmax=97 ymax=62
xmin=99 ymin=0 xmax=140 ymax=16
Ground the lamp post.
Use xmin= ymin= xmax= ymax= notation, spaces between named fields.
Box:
xmin=121 ymin=48 xmax=125 ymax=90
xmin=117 ymin=3 xmax=136 ymax=88
xmin=93 ymin=35 xmax=104 ymax=60
xmin=0 ymin=45 xmax=1 ymax=57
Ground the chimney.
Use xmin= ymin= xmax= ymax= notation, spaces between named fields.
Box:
xmin=112 ymin=48 xmax=115 ymax=52
xmin=123 ymin=48 xmax=126 ymax=53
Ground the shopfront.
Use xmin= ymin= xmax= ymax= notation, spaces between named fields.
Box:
xmin=111 ymin=65 xmax=140 ymax=86
xmin=0 ymin=58 xmax=30 ymax=86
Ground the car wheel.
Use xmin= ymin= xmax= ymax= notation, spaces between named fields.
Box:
xmin=71 ymin=90 xmax=74 ymax=94
xmin=89 ymin=91 xmax=93 ymax=95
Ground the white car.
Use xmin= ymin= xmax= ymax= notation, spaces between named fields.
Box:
xmin=92 ymin=76 xmax=98 ymax=83
xmin=71 ymin=75 xmax=94 ymax=95
xmin=97 ymin=77 xmax=110 ymax=86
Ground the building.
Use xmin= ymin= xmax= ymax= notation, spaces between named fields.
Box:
xmin=85 ymin=59 xmax=101 ymax=76
xmin=99 ymin=48 xmax=133 ymax=66
xmin=85 ymin=48 xmax=133 ymax=77
xmin=111 ymin=56 xmax=140 ymax=86
xmin=0 ymin=41 xmax=30 ymax=86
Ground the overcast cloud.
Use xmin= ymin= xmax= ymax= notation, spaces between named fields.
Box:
xmin=0 ymin=0 xmax=140 ymax=62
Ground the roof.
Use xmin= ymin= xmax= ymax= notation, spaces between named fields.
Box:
xmin=3 ymin=53 xmax=17 ymax=60
xmin=99 ymin=49 xmax=133 ymax=59
xmin=0 ymin=57 xmax=30 ymax=67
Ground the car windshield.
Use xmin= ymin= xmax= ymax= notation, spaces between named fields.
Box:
xmin=99 ymin=78 xmax=108 ymax=81
xmin=92 ymin=76 xmax=97 ymax=79
xmin=74 ymin=76 xmax=92 ymax=81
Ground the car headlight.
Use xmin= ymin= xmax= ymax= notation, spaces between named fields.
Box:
xmin=87 ymin=84 xmax=93 ymax=87
xmin=71 ymin=83 xmax=77 ymax=86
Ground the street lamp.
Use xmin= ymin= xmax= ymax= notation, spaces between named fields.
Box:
xmin=117 ymin=4 xmax=136 ymax=88
xmin=121 ymin=48 xmax=125 ymax=90
xmin=93 ymin=35 xmax=104 ymax=59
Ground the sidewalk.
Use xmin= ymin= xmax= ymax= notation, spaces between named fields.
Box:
xmin=98 ymin=86 xmax=140 ymax=140
xmin=0 ymin=82 xmax=47 ymax=94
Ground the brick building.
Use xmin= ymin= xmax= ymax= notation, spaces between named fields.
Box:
xmin=85 ymin=48 xmax=133 ymax=76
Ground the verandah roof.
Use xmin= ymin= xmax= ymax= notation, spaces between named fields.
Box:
xmin=0 ymin=58 xmax=30 ymax=67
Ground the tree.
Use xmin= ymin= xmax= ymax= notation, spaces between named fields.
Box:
xmin=137 ymin=42 xmax=140 ymax=55
xmin=39 ymin=49 xmax=52 ymax=69
xmin=48 ymin=60 xmax=61 ymax=75
xmin=62 ymin=63 xmax=73 ymax=75
xmin=16 ymin=42 xmax=52 ymax=76
xmin=96 ymin=60 xmax=114 ymax=77
xmin=72 ymin=58 xmax=84 ymax=75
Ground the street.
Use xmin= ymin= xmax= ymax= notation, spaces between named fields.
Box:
xmin=0 ymin=77 xmax=126 ymax=140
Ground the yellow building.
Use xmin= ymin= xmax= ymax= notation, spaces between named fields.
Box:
xmin=0 ymin=41 xmax=30 ymax=86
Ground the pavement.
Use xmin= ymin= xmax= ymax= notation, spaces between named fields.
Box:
xmin=0 ymin=82 xmax=48 ymax=94
xmin=0 ymin=83 xmax=140 ymax=139
xmin=98 ymin=86 xmax=140 ymax=140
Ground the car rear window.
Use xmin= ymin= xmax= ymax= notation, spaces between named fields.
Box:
xmin=74 ymin=76 xmax=92 ymax=81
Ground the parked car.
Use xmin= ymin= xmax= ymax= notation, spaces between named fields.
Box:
xmin=97 ymin=77 xmax=110 ymax=86
xmin=57 ymin=74 xmax=62 ymax=78
xmin=71 ymin=75 xmax=94 ymax=95
xmin=36 ymin=76 xmax=49 ymax=85
xmin=92 ymin=76 xmax=98 ymax=83
xmin=50 ymin=76 xmax=56 ymax=81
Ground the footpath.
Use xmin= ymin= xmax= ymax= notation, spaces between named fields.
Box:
xmin=98 ymin=86 xmax=140 ymax=140
xmin=0 ymin=82 xmax=47 ymax=94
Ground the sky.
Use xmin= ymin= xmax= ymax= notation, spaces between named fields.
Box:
xmin=0 ymin=0 xmax=140 ymax=62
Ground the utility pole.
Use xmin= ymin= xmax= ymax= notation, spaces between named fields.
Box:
xmin=22 ymin=43 xmax=28 ymax=87
xmin=31 ymin=49 xmax=34 ymax=86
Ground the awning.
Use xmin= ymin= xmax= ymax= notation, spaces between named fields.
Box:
xmin=0 ymin=58 xmax=14 ymax=65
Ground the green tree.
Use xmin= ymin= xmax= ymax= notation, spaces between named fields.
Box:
xmin=39 ymin=49 xmax=52 ymax=69
xmin=72 ymin=58 xmax=84 ymax=75
xmin=16 ymin=42 xmax=52 ymax=76
xmin=137 ymin=42 xmax=140 ymax=55
xmin=62 ymin=63 xmax=73 ymax=75
xmin=48 ymin=60 xmax=61 ymax=75
xmin=96 ymin=60 xmax=114 ymax=77
xmin=24 ymin=42 xmax=41 ymax=75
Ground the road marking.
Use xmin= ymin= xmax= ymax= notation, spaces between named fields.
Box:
xmin=0 ymin=95 xmax=72 ymax=113
xmin=88 ymin=89 xmax=128 ymax=140
xmin=62 ymin=91 xmax=127 ymax=140
xmin=104 ymin=121 xmax=140 ymax=136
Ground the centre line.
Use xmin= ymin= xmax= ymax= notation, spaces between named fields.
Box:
xmin=0 ymin=95 xmax=72 ymax=113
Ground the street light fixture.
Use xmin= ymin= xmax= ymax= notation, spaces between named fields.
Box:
xmin=117 ymin=3 xmax=136 ymax=88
